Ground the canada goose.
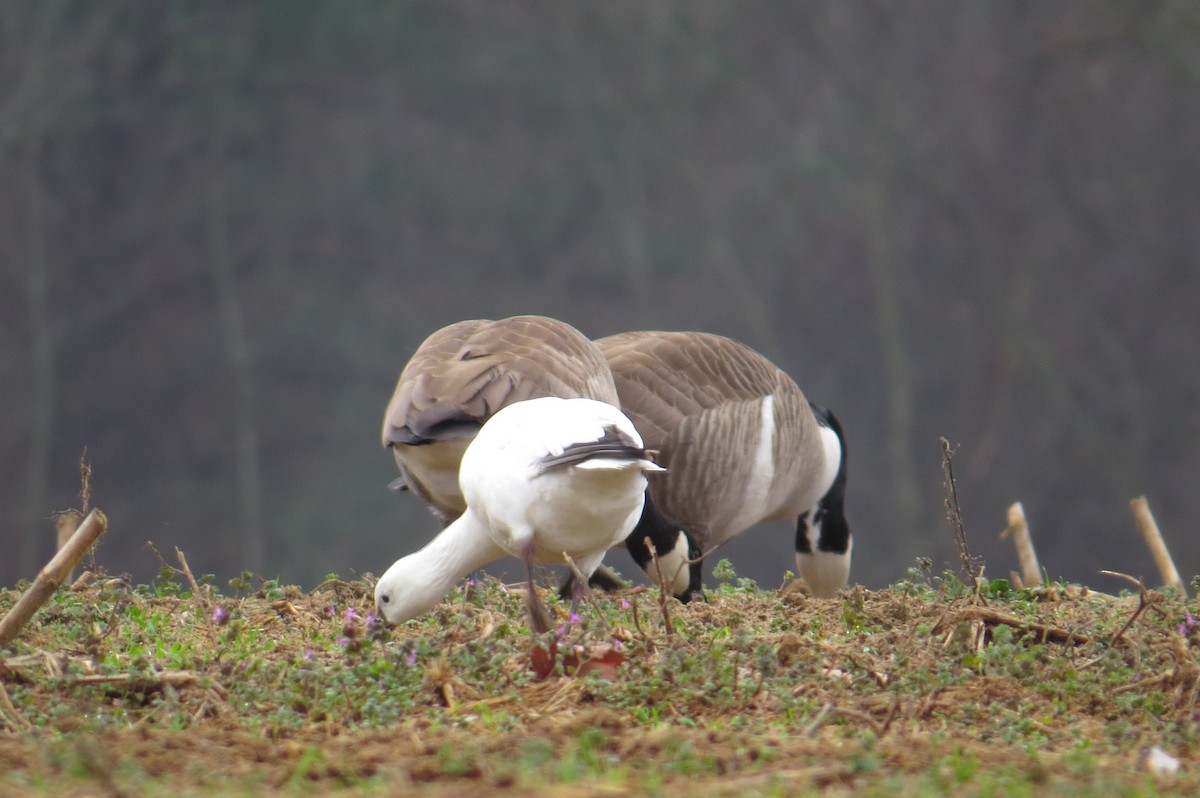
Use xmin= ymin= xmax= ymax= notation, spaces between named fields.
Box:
xmin=382 ymin=315 xmax=694 ymax=592
xmin=381 ymin=315 xmax=620 ymax=524
xmin=595 ymin=331 xmax=851 ymax=598
xmin=375 ymin=397 xmax=663 ymax=631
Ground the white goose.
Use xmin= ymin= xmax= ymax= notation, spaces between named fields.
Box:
xmin=374 ymin=396 xmax=663 ymax=631
xmin=595 ymin=331 xmax=851 ymax=598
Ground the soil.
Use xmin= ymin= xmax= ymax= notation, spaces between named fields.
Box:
xmin=1 ymin=575 xmax=1198 ymax=796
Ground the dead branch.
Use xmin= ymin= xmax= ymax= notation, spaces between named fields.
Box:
xmin=1100 ymin=570 xmax=1155 ymax=646
xmin=627 ymin=596 xmax=654 ymax=647
xmin=827 ymin=704 xmax=886 ymax=736
xmin=801 ymin=700 xmax=886 ymax=737
xmin=0 ymin=680 xmax=32 ymax=731
xmin=644 ymin=536 xmax=674 ymax=637
xmin=940 ymin=438 xmax=981 ymax=589
xmin=803 ymin=702 xmax=834 ymax=737
xmin=68 ymin=670 xmax=200 ymax=693
xmin=561 ymin=553 xmax=612 ymax=638
xmin=945 ymin=606 xmax=1090 ymax=646
xmin=69 ymin=570 xmax=96 ymax=591
xmin=52 ymin=449 xmax=96 ymax=586
xmin=0 ymin=509 xmax=108 ymax=647
xmin=175 ymin=547 xmax=208 ymax=607
xmin=78 ymin=448 xmax=92 ymax=514
xmin=1002 ymin=501 xmax=1042 ymax=587
xmin=1130 ymin=496 xmax=1186 ymax=598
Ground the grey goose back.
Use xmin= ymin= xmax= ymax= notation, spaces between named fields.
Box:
xmin=596 ymin=330 xmax=851 ymax=598
xmin=381 ymin=315 xmax=620 ymax=525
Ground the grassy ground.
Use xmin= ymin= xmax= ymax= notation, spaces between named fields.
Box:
xmin=1 ymin=561 xmax=1198 ymax=796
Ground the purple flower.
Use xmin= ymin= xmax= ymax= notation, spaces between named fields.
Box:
xmin=1178 ymin=612 xmax=1197 ymax=636
xmin=342 ymin=608 xmax=363 ymax=639
xmin=304 ymin=649 xmax=314 ymax=661
xmin=365 ymin=613 xmax=378 ymax=629
xmin=338 ymin=636 xmax=352 ymax=647
xmin=211 ymin=606 xmax=229 ymax=625
xmin=620 ymin=599 xmax=631 ymax=609
xmin=612 ymin=638 xmax=623 ymax=651
xmin=568 ymin=611 xmax=582 ymax=625
xmin=405 ymin=650 xmax=418 ymax=667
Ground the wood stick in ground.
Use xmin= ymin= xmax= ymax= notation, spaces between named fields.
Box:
xmin=0 ymin=509 xmax=108 ymax=647
xmin=1002 ymin=501 xmax=1043 ymax=587
xmin=940 ymin=437 xmax=979 ymax=585
xmin=1130 ymin=496 xmax=1187 ymax=598
xmin=0 ymin=679 xmax=32 ymax=731
xmin=175 ymin=547 xmax=208 ymax=607
xmin=54 ymin=511 xmax=82 ymax=586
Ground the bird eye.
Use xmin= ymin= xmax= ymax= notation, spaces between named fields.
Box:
xmin=380 ymin=594 xmax=390 ymax=604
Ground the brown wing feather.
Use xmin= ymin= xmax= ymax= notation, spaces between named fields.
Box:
xmin=382 ymin=316 xmax=620 ymax=524
xmin=597 ymin=331 xmax=823 ymax=546
xmin=383 ymin=316 xmax=618 ymax=446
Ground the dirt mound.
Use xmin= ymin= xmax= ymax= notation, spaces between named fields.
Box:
xmin=2 ymin=572 xmax=1197 ymax=794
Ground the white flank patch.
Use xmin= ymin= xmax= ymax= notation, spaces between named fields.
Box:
xmin=796 ymin=546 xmax=852 ymax=598
xmin=653 ymin=533 xmax=693 ymax=596
xmin=740 ymin=395 xmax=777 ymax=522
xmin=815 ymin=422 xmax=842 ymax=497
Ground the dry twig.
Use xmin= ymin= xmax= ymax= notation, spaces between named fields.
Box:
xmin=561 ymin=553 xmax=613 ymax=638
xmin=947 ymin=606 xmax=1090 ymax=646
xmin=803 ymin=702 xmax=834 ymax=737
xmin=68 ymin=671 xmax=200 ymax=691
xmin=1130 ymin=496 xmax=1187 ymax=598
xmin=940 ymin=438 xmax=981 ymax=590
xmin=0 ymin=680 xmax=32 ymax=731
xmin=1001 ymin=502 xmax=1042 ymax=587
xmin=175 ymin=547 xmax=208 ymax=607
xmin=627 ymin=595 xmax=653 ymax=647
xmin=52 ymin=450 xmax=97 ymax=586
xmin=1100 ymin=570 xmax=1156 ymax=646
xmin=644 ymin=536 xmax=675 ymax=638
xmin=0 ymin=509 xmax=108 ymax=647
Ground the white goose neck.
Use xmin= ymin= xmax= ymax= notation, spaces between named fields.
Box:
xmin=377 ymin=511 xmax=502 ymax=623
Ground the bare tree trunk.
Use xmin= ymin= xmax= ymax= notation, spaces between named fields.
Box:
xmin=554 ymin=5 xmax=654 ymax=312
xmin=204 ymin=29 xmax=264 ymax=574
xmin=207 ymin=169 xmax=265 ymax=575
xmin=22 ymin=144 xmax=53 ymax=577
xmin=16 ymin=2 xmax=63 ymax=576
xmin=860 ymin=177 xmax=921 ymax=543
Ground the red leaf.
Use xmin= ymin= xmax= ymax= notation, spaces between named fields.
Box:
xmin=575 ymin=644 xmax=625 ymax=680
xmin=529 ymin=642 xmax=558 ymax=681
xmin=530 ymin=641 xmax=626 ymax=681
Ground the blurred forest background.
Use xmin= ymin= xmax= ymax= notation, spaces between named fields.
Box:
xmin=3 ymin=1 xmax=1198 ymax=595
